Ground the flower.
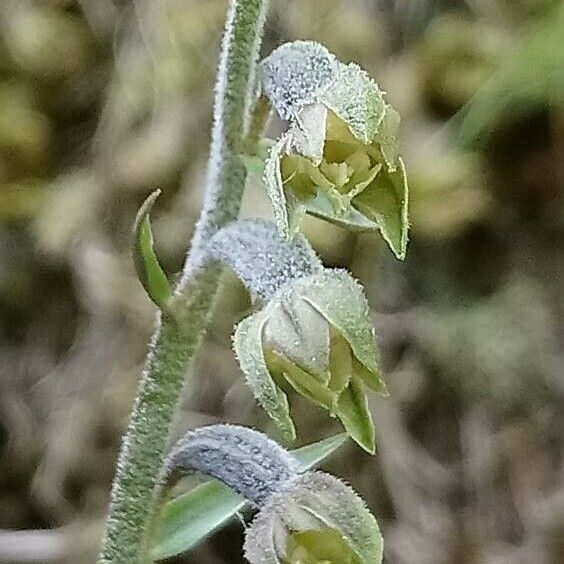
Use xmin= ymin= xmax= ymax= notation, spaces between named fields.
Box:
xmin=159 ymin=425 xmax=383 ymax=564
xmin=234 ymin=268 xmax=386 ymax=453
xmin=244 ymin=472 xmax=383 ymax=564
xmin=259 ymin=41 xmax=409 ymax=259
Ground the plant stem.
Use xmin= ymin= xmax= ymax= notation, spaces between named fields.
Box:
xmin=98 ymin=1 xmax=268 ymax=562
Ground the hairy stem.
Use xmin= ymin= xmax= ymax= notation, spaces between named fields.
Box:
xmin=98 ymin=1 xmax=268 ymax=562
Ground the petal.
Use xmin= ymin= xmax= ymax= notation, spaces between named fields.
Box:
xmin=279 ymin=357 xmax=337 ymax=412
xmin=233 ymin=308 xmax=296 ymax=441
xmin=305 ymin=191 xmax=379 ymax=230
xmin=328 ymin=331 xmax=353 ymax=395
xmin=285 ymin=528 xmax=362 ymax=564
xmin=352 ymin=156 xmax=409 ymax=260
xmin=321 ymin=62 xmax=386 ymax=145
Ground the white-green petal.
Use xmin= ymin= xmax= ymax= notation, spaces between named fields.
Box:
xmin=263 ymin=134 xmax=302 ymax=239
xmin=233 ymin=309 xmax=296 ymax=441
xmin=321 ymin=62 xmax=386 ymax=145
xmin=260 ymin=41 xmax=338 ymax=121
xmin=291 ymin=269 xmax=385 ymax=391
xmin=353 ymin=157 xmax=409 ymax=260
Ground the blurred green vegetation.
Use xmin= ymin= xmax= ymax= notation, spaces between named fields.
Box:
xmin=0 ymin=1 xmax=562 ymax=563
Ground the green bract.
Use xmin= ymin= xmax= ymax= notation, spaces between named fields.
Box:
xmin=260 ymin=41 xmax=409 ymax=259
xmin=132 ymin=190 xmax=171 ymax=310
xmin=243 ymin=472 xmax=383 ymax=564
xmin=233 ymin=269 xmax=386 ymax=453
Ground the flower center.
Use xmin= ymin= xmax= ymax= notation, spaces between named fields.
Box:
xmin=281 ymin=112 xmax=382 ymax=207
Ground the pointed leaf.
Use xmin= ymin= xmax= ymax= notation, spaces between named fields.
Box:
xmin=292 ymin=433 xmax=348 ymax=473
xmin=152 ymin=435 xmax=348 ymax=561
xmin=132 ymin=190 xmax=171 ymax=309
xmin=153 ymin=481 xmax=244 ymax=562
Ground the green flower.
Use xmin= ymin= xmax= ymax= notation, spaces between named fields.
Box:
xmin=244 ymin=472 xmax=383 ymax=564
xmin=260 ymin=41 xmax=409 ymax=259
xmin=234 ymin=269 xmax=386 ymax=453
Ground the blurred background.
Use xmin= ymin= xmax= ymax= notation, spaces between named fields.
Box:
xmin=0 ymin=0 xmax=563 ymax=562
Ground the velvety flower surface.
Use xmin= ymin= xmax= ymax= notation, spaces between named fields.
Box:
xmin=234 ymin=268 xmax=386 ymax=453
xmin=260 ymin=41 xmax=409 ymax=259
xmin=244 ymin=472 xmax=383 ymax=564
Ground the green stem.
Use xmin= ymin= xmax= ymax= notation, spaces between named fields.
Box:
xmin=98 ymin=1 xmax=268 ymax=562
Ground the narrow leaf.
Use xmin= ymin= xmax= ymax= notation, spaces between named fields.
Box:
xmin=132 ymin=189 xmax=171 ymax=309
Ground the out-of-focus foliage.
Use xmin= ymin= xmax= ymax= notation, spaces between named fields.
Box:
xmin=0 ymin=0 xmax=562 ymax=563
xmin=457 ymin=1 xmax=564 ymax=147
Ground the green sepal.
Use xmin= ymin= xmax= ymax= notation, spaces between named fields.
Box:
xmin=321 ymin=62 xmax=386 ymax=145
xmin=335 ymin=374 xmax=375 ymax=454
xmin=353 ymin=157 xmax=409 ymax=260
xmin=132 ymin=190 xmax=172 ymax=310
xmin=263 ymin=134 xmax=303 ymax=239
xmin=293 ymin=269 xmax=385 ymax=393
xmin=375 ymin=105 xmax=401 ymax=171
xmin=233 ymin=308 xmax=296 ymax=441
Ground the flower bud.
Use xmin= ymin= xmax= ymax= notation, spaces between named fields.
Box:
xmin=244 ymin=472 xmax=383 ymax=564
xmin=234 ymin=269 xmax=386 ymax=453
